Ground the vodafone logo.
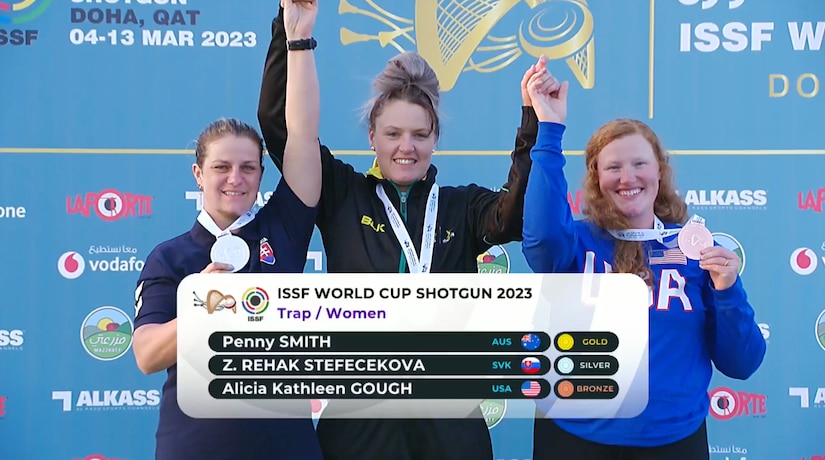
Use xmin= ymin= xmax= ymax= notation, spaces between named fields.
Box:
xmin=790 ymin=248 xmax=819 ymax=275
xmin=58 ymin=250 xmax=145 ymax=279
xmin=58 ymin=251 xmax=86 ymax=279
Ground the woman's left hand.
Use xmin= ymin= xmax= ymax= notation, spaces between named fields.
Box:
xmin=699 ymin=246 xmax=741 ymax=290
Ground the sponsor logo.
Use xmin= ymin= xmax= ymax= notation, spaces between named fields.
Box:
xmin=80 ymin=307 xmax=133 ymax=361
xmin=817 ymin=309 xmax=825 ymax=352
xmin=709 ymin=443 xmax=749 ymax=458
xmin=67 ymin=189 xmax=152 ymax=221
xmin=0 ymin=204 xmax=26 ymax=218
xmin=58 ymin=247 xmax=145 ymax=279
xmin=708 ymin=387 xmax=766 ymax=420
xmin=480 ymin=399 xmax=507 ymax=429
xmin=0 ymin=329 xmax=24 ymax=350
xmin=477 ymin=245 xmax=510 ymax=274
xmin=798 ymin=188 xmax=825 ymax=213
xmin=0 ymin=395 xmax=6 ymax=416
xmin=52 ymin=390 xmax=160 ymax=412
xmin=789 ymin=387 xmax=825 ymax=409
xmin=790 ymin=247 xmax=821 ymax=275
xmin=568 ymin=190 xmax=584 ymax=215
xmin=683 ymin=189 xmax=767 ymax=210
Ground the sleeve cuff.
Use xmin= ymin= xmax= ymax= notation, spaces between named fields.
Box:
xmin=710 ymin=277 xmax=748 ymax=310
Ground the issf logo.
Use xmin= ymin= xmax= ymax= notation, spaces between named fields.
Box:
xmin=242 ymin=287 xmax=269 ymax=320
xmin=0 ymin=0 xmax=50 ymax=24
xmin=0 ymin=0 xmax=51 ymax=46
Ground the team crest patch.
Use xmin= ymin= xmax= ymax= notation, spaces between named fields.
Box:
xmin=259 ymin=237 xmax=275 ymax=265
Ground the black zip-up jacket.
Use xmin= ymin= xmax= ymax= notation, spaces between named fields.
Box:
xmin=257 ymin=10 xmax=538 ymax=274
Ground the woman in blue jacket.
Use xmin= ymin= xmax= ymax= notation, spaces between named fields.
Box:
xmin=520 ymin=66 xmax=766 ymax=459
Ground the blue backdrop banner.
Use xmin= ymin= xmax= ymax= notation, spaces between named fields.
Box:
xmin=1 ymin=0 xmax=824 ymax=459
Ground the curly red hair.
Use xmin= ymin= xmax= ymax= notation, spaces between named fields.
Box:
xmin=581 ymin=119 xmax=688 ymax=284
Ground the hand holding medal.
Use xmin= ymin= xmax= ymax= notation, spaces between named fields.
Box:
xmin=679 ymin=215 xmax=740 ymax=290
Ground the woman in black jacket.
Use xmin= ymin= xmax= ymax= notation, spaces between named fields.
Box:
xmin=257 ymin=5 xmax=559 ymax=459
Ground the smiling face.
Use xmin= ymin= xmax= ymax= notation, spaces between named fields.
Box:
xmin=193 ymin=135 xmax=263 ymax=230
xmin=369 ymin=99 xmax=436 ymax=190
xmin=596 ymin=133 xmax=661 ymax=229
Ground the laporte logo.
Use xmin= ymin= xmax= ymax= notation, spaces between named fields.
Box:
xmin=66 ymin=189 xmax=152 ymax=221
xmin=708 ymin=387 xmax=766 ymax=420
xmin=798 ymin=188 xmax=825 ymax=213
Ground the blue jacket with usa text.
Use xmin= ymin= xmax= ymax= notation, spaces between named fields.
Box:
xmin=521 ymin=121 xmax=767 ymax=447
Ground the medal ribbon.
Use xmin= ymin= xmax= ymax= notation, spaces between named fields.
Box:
xmin=197 ymin=205 xmax=258 ymax=240
xmin=607 ymin=215 xmax=681 ymax=247
xmin=376 ymin=184 xmax=439 ymax=274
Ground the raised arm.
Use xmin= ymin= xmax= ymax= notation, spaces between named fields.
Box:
xmin=257 ymin=5 xmax=288 ymax=169
xmin=468 ymin=59 xmax=562 ymax=252
xmin=467 ymin=105 xmax=537 ymax=252
xmin=257 ymin=3 xmax=363 ymax=222
xmin=521 ymin=67 xmax=579 ymax=273
xmin=282 ymin=0 xmax=320 ymax=207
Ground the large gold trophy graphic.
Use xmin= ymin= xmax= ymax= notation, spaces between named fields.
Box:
xmin=339 ymin=0 xmax=595 ymax=91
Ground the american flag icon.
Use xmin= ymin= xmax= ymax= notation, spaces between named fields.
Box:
xmin=521 ymin=380 xmax=541 ymax=398
xmin=649 ymin=248 xmax=687 ymax=266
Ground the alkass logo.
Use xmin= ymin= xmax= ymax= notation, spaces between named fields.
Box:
xmin=58 ymin=250 xmax=145 ymax=279
xmin=51 ymin=390 xmax=160 ymax=412
xmin=684 ymin=190 xmax=767 ymax=209
xmin=708 ymin=387 xmax=766 ymax=420
xmin=789 ymin=387 xmax=825 ymax=408
xmin=798 ymin=188 xmax=825 ymax=213
xmin=186 ymin=190 xmax=273 ymax=211
xmin=790 ymin=246 xmax=824 ymax=275
xmin=67 ymin=189 xmax=152 ymax=221
xmin=0 ymin=329 xmax=24 ymax=349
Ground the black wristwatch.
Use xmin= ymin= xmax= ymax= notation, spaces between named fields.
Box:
xmin=287 ymin=37 xmax=317 ymax=51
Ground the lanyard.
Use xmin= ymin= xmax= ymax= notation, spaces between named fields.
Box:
xmin=376 ymin=184 xmax=439 ymax=273
xmin=607 ymin=215 xmax=681 ymax=247
xmin=197 ymin=206 xmax=258 ymax=238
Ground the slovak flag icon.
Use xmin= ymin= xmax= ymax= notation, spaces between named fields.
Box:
xmin=521 ymin=357 xmax=541 ymax=374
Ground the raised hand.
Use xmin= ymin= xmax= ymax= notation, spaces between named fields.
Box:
xmin=526 ymin=57 xmax=569 ymax=124
xmin=520 ymin=56 xmax=560 ymax=107
xmin=698 ymin=246 xmax=741 ymax=290
xmin=283 ymin=0 xmax=318 ymax=41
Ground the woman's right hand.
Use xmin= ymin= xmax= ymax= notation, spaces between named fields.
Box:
xmin=283 ymin=0 xmax=318 ymax=41
xmin=201 ymin=262 xmax=234 ymax=273
xmin=526 ymin=59 xmax=569 ymax=124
